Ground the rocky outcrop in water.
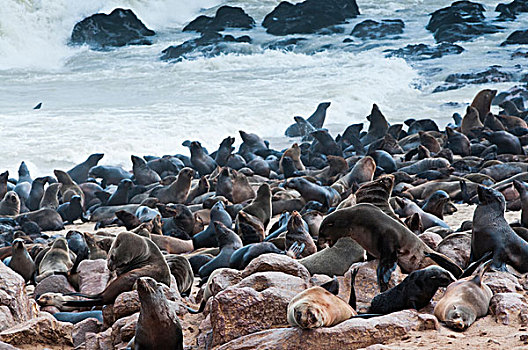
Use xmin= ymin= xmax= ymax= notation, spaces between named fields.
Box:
xmin=495 ymin=0 xmax=528 ymax=21
xmin=70 ymin=8 xmax=155 ymax=49
xmin=502 ymin=29 xmax=528 ymax=45
xmin=183 ymin=6 xmax=255 ymax=33
xmin=434 ymin=66 xmax=515 ymax=92
xmin=351 ymin=19 xmax=404 ymax=40
xmin=385 ymin=43 xmax=464 ymax=60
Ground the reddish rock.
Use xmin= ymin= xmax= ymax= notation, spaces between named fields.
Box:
xmin=490 ymin=293 xmax=528 ymax=326
xmin=112 ymin=291 xmax=140 ymax=322
xmin=483 ymin=271 xmax=522 ymax=294
xmin=0 ymin=262 xmax=38 ymax=332
xmin=85 ymin=327 xmax=113 ymax=350
xmin=72 ymin=317 xmax=103 ymax=348
xmin=78 ymin=259 xmax=110 ymax=295
xmin=436 ymin=233 xmax=471 ymax=269
xmin=418 ymin=232 xmax=443 ymax=250
xmin=215 ymin=310 xmax=438 ymax=350
xmin=0 ymin=313 xmax=73 ymax=346
xmin=110 ymin=313 xmax=138 ymax=346
xmin=33 ymin=274 xmax=76 ymax=298
xmin=206 ymin=268 xmax=243 ymax=300
xmin=241 ymin=253 xmax=310 ymax=281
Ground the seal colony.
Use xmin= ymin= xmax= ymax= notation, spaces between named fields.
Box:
xmin=1 ymin=88 xmax=528 ymax=348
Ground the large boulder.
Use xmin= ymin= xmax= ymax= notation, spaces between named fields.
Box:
xmin=215 ymin=310 xmax=438 ymax=350
xmin=483 ymin=271 xmax=523 ymax=294
xmin=433 ymin=67 xmax=514 ymax=93
xmin=33 ymin=274 xmax=76 ymax=298
xmin=502 ymin=30 xmax=528 ymax=45
xmin=426 ymin=1 xmax=502 ymax=43
xmin=0 ymin=262 xmax=37 ymax=332
xmin=242 ymin=253 xmax=310 ymax=281
xmin=160 ymin=32 xmax=251 ymax=62
xmin=71 ymin=8 xmax=155 ymax=49
xmin=183 ymin=6 xmax=255 ymax=33
xmin=78 ymin=259 xmax=110 ymax=295
xmin=0 ymin=313 xmax=73 ymax=346
xmin=72 ymin=317 xmax=103 ymax=348
xmin=385 ymin=43 xmax=464 ymax=61
xmin=490 ymin=292 xmax=528 ymax=326
xmin=262 ymin=0 xmax=360 ymax=36
xmin=351 ymin=19 xmax=404 ymax=40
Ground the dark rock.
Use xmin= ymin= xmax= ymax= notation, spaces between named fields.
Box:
xmin=161 ymin=32 xmax=251 ymax=62
xmin=495 ymin=0 xmax=528 ymax=21
xmin=385 ymin=43 xmax=464 ymax=60
xmin=183 ymin=6 xmax=255 ymax=33
xmin=264 ymin=38 xmax=307 ymax=52
xmin=262 ymin=0 xmax=360 ymax=36
xmin=502 ymin=29 xmax=528 ymax=45
xmin=70 ymin=8 xmax=155 ymax=49
xmin=426 ymin=1 xmax=502 ymax=43
xmin=434 ymin=66 xmax=514 ymax=93
xmin=351 ymin=19 xmax=404 ymax=40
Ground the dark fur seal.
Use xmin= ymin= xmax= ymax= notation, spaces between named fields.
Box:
xmin=88 ymin=165 xmax=133 ymax=186
xmin=54 ymin=170 xmax=85 ymax=206
xmin=26 ymin=177 xmax=48 ymax=211
xmin=132 ymin=155 xmax=161 ymax=185
xmin=513 ymin=180 xmax=528 ymax=227
xmin=152 ymin=167 xmax=194 ymax=204
xmin=229 ymin=242 xmax=284 ymax=270
xmin=285 ymin=211 xmax=316 ymax=258
xmin=106 ymin=179 xmax=133 ymax=206
xmin=240 ymin=183 xmax=272 ymax=228
xmin=285 ymin=102 xmax=330 ymax=137
xmin=198 ymin=221 xmax=242 ymax=279
xmin=57 ymin=195 xmax=84 ymax=224
xmin=482 ymin=130 xmax=523 ymax=155
xmin=189 ymin=141 xmax=216 ymax=175
xmin=286 ymin=178 xmax=340 ymax=211
xmin=192 ymin=201 xmax=232 ymax=249
xmin=67 ymin=153 xmax=104 ymax=184
xmin=9 ymin=238 xmax=35 ymax=283
xmin=164 ymin=255 xmax=194 ymax=296
xmin=318 ymin=203 xmax=462 ymax=291
xmin=470 ymin=185 xmax=528 ymax=272
xmin=235 ymin=211 xmax=265 ymax=245
xmin=16 ymin=208 xmax=64 ymax=231
xmin=0 ymin=191 xmax=20 ymax=216
xmin=361 ymin=104 xmax=389 ymax=146
xmin=64 ymin=232 xmax=171 ymax=307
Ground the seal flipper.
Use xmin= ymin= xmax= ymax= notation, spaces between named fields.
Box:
xmin=377 ymin=246 xmax=398 ymax=292
xmin=320 ymin=276 xmax=339 ymax=295
xmin=460 ymin=251 xmax=493 ymax=278
xmin=424 ymin=251 xmax=463 ymax=278
xmin=349 ymin=268 xmax=358 ymax=310
xmin=491 ymin=250 xmax=509 ymax=272
xmin=472 ymin=259 xmax=493 ymax=285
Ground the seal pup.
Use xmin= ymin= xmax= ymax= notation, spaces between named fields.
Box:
xmin=36 ymin=237 xmax=73 ymax=282
xmin=131 ymin=155 xmax=161 ymax=186
xmin=318 ymin=203 xmax=462 ymax=291
xmin=67 ymin=153 xmax=104 ymax=184
xmin=54 ymin=170 xmax=85 ymax=206
xmin=39 ymin=183 xmax=62 ymax=209
xmin=287 ymin=285 xmax=357 ymax=329
xmin=9 ymin=238 xmax=35 ymax=283
xmin=470 ymin=185 xmax=528 ymax=272
xmin=57 ymin=195 xmax=84 ymax=224
xmin=64 ymin=232 xmax=171 ymax=307
xmin=434 ymin=260 xmax=493 ymax=331
xmin=132 ymin=277 xmax=183 ymax=350
xmin=0 ymin=191 xmax=20 ymax=216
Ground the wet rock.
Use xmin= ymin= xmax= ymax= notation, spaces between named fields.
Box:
xmin=262 ymin=0 xmax=360 ymax=36
xmin=351 ymin=19 xmax=404 ymax=40
xmin=434 ymin=67 xmax=513 ymax=93
xmin=70 ymin=8 xmax=155 ymax=49
xmin=33 ymin=274 xmax=76 ymax=298
xmin=492 ymin=85 xmax=528 ymax=108
xmin=495 ymin=0 xmax=528 ymax=21
xmin=385 ymin=43 xmax=464 ymax=60
xmin=490 ymin=292 xmax=528 ymax=326
xmin=264 ymin=38 xmax=307 ymax=52
xmin=502 ymin=29 xmax=528 ymax=45
xmin=426 ymin=1 xmax=502 ymax=43
xmin=0 ymin=262 xmax=37 ymax=332
xmin=241 ymin=253 xmax=310 ymax=281
xmin=484 ymin=271 xmax=522 ymax=294
xmin=78 ymin=259 xmax=110 ymax=295
xmin=161 ymin=32 xmax=251 ymax=62
xmin=0 ymin=313 xmax=73 ymax=346
xmin=436 ymin=233 xmax=471 ymax=269
xmin=215 ymin=310 xmax=438 ymax=350
xmin=183 ymin=6 xmax=255 ymax=33
xmin=418 ymin=232 xmax=443 ymax=250
xmin=72 ymin=317 xmax=103 ymax=348
xmin=210 ymin=272 xmax=309 ymax=346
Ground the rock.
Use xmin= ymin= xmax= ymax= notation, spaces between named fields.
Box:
xmin=210 ymin=272 xmax=309 ymax=346
xmin=33 ymin=274 xmax=75 ymax=298
xmin=241 ymin=253 xmax=310 ymax=281
xmin=160 ymin=32 xmax=251 ymax=62
xmin=205 ymin=268 xmax=243 ymax=300
xmin=385 ymin=43 xmax=464 ymax=60
xmin=426 ymin=1 xmax=502 ymax=43
xmin=0 ymin=313 xmax=73 ymax=346
xmin=502 ymin=29 xmax=528 ymax=45
xmin=183 ymin=6 xmax=255 ymax=33
xmin=112 ymin=291 xmax=140 ymax=322
xmin=433 ymin=67 xmax=514 ymax=93
xmin=418 ymin=232 xmax=443 ymax=250
xmin=346 ymin=260 xmax=404 ymax=312
xmin=490 ymin=292 xmax=528 ymax=326
xmin=85 ymin=326 xmax=113 ymax=350
xmin=0 ymin=341 xmax=18 ymax=349
xmin=70 ymin=8 xmax=155 ymax=49
xmin=72 ymin=317 xmax=103 ymax=348
xmin=436 ymin=233 xmax=471 ymax=269
xmin=264 ymin=38 xmax=308 ymax=52
xmin=492 ymin=85 xmax=528 ymax=108
xmin=484 ymin=271 xmax=523 ymax=293
xmin=262 ymin=0 xmax=360 ymax=36
xmin=350 ymin=19 xmax=404 ymax=40
xmin=78 ymin=259 xmax=110 ymax=295
xmin=110 ymin=313 xmax=138 ymax=346
xmin=496 ymin=0 xmax=528 ymax=21
xmin=0 ymin=262 xmax=37 ymax=332
xmin=215 ymin=310 xmax=438 ymax=350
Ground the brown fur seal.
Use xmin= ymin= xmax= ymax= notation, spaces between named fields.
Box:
xmin=434 ymin=260 xmax=493 ymax=331
xmin=471 ymin=89 xmax=497 ymax=123
xmin=513 ymin=180 xmax=528 ymax=227
xmin=9 ymin=238 xmax=36 ymax=283
xmin=240 ymin=183 xmax=271 ymax=228
xmin=198 ymin=221 xmax=242 ymax=279
xmin=152 ymin=167 xmax=194 ymax=204
xmin=131 ymin=155 xmax=161 ymax=186
xmin=39 ymin=183 xmax=62 ymax=209
xmin=64 ymin=231 xmax=171 ymax=307
xmin=332 ymin=156 xmax=376 ymax=192
xmin=232 ymin=171 xmax=255 ymax=204
xmin=318 ymin=203 xmax=462 ymax=291
xmin=361 ymin=104 xmax=389 ymax=145
xmin=132 ymin=277 xmax=183 ymax=350
xmin=280 ymin=143 xmax=305 ymax=173
xmin=355 ymin=175 xmax=398 ymax=220
xmin=235 ymin=211 xmax=265 ymax=245
xmin=0 ymin=191 xmax=20 ymax=216
xmin=470 ymin=186 xmax=528 ymax=272
xmin=164 ymin=255 xmax=193 ymax=296
xmin=285 ymin=211 xmax=317 ymax=258
xmin=461 ymin=106 xmax=483 ymax=136
xmin=186 ymin=176 xmax=209 ymax=204
xmin=37 ymin=293 xmax=79 ymax=311
xmin=418 ymin=131 xmax=441 ymax=153
xmin=287 ymin=286 xmax=357 ymax=329
xmin=54 ymin=170 xmax=85 ymax=207
xmin=15 ymin=208 xmax=64 ymax=231
xmin=36 ymin=237 xmax=73 ymax=282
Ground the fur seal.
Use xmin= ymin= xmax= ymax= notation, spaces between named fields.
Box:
xmin=88 ymin=165 xmax=133 ymax=186
xmin=332 ymin=156 xmax=376 ymax=192
xmin=215 ymin=136 xmax=235 ymax=167
xmin=285 ymin=102 xmax=330 ymax=137
xmin=361 ymin=104 xmax=389 ymax=146
xmin=446 ymin=127 xmax=470 ymax=156
xmin=482 ymin=130 xmax=523 ymax=155
xmin=36 ymin=237 xmax=73 ymax=282
xmin=355 ymin=175 xmax=398 ymax=220
xmin=26 ymin=177 xmax=48 ymax=211
xmin=461 ymin=106 xmax=483 ymax=136
xmin=513 ymin=180 xmax=528 ymax=227
xmin=198 ymin=221 xmax=242 ymax=279
xmin=193 ymin=202 xmax=232 ymax=249
xmin=318 ymin=203 xmax=462 ymax=291
xmin=106 ymin=179 xmax=133 ymax=206
xmin=54 ymin=170 xmax=85 ymax=207
xmin=9 ymin=238 xmax=35 ymax=282
xmin=395 ymin=197 xmax=449 ymax=229
xmin=18 ymin=161 xmax=32 ymax=184
xmin=367 ymin=266 xmax=455 ymax=314
xmin=280 ymin=143 xmax=305 ymax=173
xmin=471 ymin=89 xmax=497 ymax=123
xmin=0 ymin=171 xmax=8 ymax=200
xmin=40 ymin=183 xmax=62 ymax=209
xmin=16 ymin=208 xmax=64 ymax=231
xmin=470 ymin=185 xmax=528 ymax=272
xmin=132 ymin=155 xmax=161 ymax=185
xmin=186 ymin=176 xmax=209 ymax=204
xmin=165 ymin=255 xmax=194 ymax=296
xmin=232 ymin=171 xmax=256 ymax=204
xmin=0 ymin=191 xmax=20 ymax=216
xmin=133 ymin=277 xmax=183 ymax=350
xmin=285 ymin=211 xmax=316 ymax=258
xmin=189 ymin=141 xmax=216 ymax=175
xmin=57 ymin=195 xmax=84 ymax=224
xmin=286 ymin=178 xmax=340 ymax=211
xmin=240 ymin=183 xmax=272 ymax=228
xmin=64 ymin=232 xmax=171 ymax=307
xmin=434 ymin=260 xmax=493 ymax=331
xmin=229 ymin=242 xmax=284 ymax=270
xmin=421 ymin=190 xmax=450 ymax=220
xmin=67 ymin=153 xmax=104 ymax=184
xmin=235 ymin=211 xmax=265 ymax=245
xmin=152 ymin=167 xmax=194 ymax=204
xmin=287 ymin=285 xmax=356 ymax=329
xmin=54 ymin=311 xmax=103 ymax=324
